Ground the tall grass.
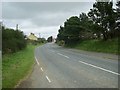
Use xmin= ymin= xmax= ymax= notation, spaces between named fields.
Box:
xmin=2 ymin=44 xmax=40 ymax=88
xmin=67 ymin=38 xmax=119 ymax=54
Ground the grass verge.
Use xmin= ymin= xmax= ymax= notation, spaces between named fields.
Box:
xmin=66 ymin=38 xmax=119 ymax=54
xmin=2 ymin=44 xmax=41 ymax=88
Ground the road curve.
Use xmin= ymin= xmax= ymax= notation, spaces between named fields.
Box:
xmin=18 ymin=43 xmax=119 ymax=88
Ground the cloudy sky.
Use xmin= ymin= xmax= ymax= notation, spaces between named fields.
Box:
xmin=2 ymin=1 xmax=96 ymax=39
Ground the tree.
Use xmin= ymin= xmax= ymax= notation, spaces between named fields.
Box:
xmin=63 ymin=16 xmax=82 ymax=44
xmin=116 ymin=1 xmax=120 ymax=21
xmin=47 ymin=36 xmax=53 ymax=42
xmin=57 ymin=15 xmax=93 ymax=45
xmin=88 ymin=0 xmax=116 ymax=40
xmin=79 ymin=13 xmax=94 ymax=39
xmin=0 ymin=22 xmax=2 ymax=50
xmin=115 ymin=1 xmax=120 ymax=37
xmin=57 ymin=26 xmax=65 ymax=41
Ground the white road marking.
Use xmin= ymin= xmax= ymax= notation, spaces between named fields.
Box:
xmin=46 ymin=76 xmax=51 ymax=83
xmin=57 ymin=53 xmax=69 ymax=58
xmin=35 ymin=57 xmax=40 ymax=65
xmin=78 ymin=60 xmax=120 ymax=76
xmin=41 ymin=67 xmax=43 ymax=71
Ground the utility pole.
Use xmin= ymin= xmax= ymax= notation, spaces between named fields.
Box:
xmin=39 ymin=33 xmax=41 ymax=38
xmin=16 ymin=24 xmax=18 ymax=30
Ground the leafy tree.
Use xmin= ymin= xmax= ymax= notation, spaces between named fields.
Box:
xmin=63 ymin=16 xmax=82 ymax=44
xmin=79 ymin=13 xmax=94 ymax=39
xmin=115 ymin=1 xmax=120 ymax=37
xmin=0 ymin=22 xmax=2 ymax=50
xmin=116 ymin=1 xmax=120 ymax=21
xmin=88 ymin=0 xmax=116 ymax=40
xmin=57 ymin=26 xmax=65 ymax=41
xmin=47 ymin=36 xmax=53 ymax=42
xmin=57 ymin=15 xmax=93 ymax=45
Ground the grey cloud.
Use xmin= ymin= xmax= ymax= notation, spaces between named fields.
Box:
xmin=2 ymin=2 xmax=93 ymax=19
xmin=2 ymin=3 xmax=34 ymax=19
xmin=2 ymin=2 xmax=94 ymax=38
xmin=2 ymin=2 xmax=94 ymax=27
xmin=30 ymin=12 xmax=72 ymax=27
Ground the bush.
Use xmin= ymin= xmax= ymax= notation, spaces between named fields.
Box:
xmin=57 ymin=40 xmax=65 ymax=46
xmin=2 ymin=26 xmax=27 ymax=54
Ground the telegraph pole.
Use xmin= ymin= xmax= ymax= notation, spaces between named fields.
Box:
xmin=39 ymin=33 xmax=41 ymax=38
xmin=16 ymin=24 xmax=18 ymax=30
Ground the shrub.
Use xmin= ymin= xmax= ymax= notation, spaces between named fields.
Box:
xmin=2 ymin=26 xmax=27 ymax=54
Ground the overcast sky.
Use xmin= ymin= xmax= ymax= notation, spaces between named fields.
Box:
xmin=2 ymin=1 xmax=96 ymax=39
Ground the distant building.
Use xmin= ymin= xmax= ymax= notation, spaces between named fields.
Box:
xmin=27 ymin=33 xmax=38 ymax=41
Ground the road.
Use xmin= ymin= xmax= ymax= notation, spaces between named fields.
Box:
xmin=18 ymin=43 xmax=119 ymax=88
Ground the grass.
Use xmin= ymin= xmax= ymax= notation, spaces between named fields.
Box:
xmin=2 ymin=44 xmax=42 ymax=88
xmin=66 ymin=38 xmax=119 ymax=54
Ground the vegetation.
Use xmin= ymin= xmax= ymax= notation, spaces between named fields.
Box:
xmin=2 ymin=44 xmax=40 ymax=88
xmin=2 ymin=23 xmax=45 ymax=88
xmin=38 ymin=37 xmax=47 ymax=43
xmin=56 ymin=0 xmax=119 ymax=54
xmin=47 ymin=36 xmax=53 ymax=42
xmin=0 ymin=22 xmax=1 ymax=50
xmin=27 ymin=38 xmax=46 ymax=45
xmin=26 ymin=33 xmax=47 ymax=45
xmin=66 ymin=38 xmax=118 ymax=54
xmin=2 ymin=26 xmax=27 ymax=54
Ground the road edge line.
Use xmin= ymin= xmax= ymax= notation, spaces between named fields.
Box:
xmin=46 ymin=76 xmax=51 ymax=83
xmin=35 ymin=57 xmax=40 ymax=65
xmin=78 ymin=60 xmax=120 ymax=76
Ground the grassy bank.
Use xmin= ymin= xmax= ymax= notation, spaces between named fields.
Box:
xmin=66 ymin=38 xmax=119 ymax=54
xmin=2 ymin=44 xmax=41 ymax=88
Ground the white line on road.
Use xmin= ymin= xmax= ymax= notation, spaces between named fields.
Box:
xmin=35 ymin=57 xmax=40 ymax=65
xmin=46 ymin=76 xmax=51 ymax=83
xmin=78 ymin=60 xmax=120 ymax=76
xmin=41 ymin=67 xmax=43 ymax=71
xmin=57 ymin=53 xmax=69 ymax=59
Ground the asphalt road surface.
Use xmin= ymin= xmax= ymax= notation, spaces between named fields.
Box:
xmin=18 ymin=43 xmax=119 ymax=88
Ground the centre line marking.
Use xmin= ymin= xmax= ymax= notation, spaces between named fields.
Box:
xmin=46 ymin=76 xmax=51 ymax=83
xmin=78 ymin=60 xmax=120 ymax=76
xmin=35 ymin=57 xmax=39 ymax=65
xmin=57 ymin=53 xmax=69 ymax=58
xmin=41 ymin=67 xmax=43 ymax=71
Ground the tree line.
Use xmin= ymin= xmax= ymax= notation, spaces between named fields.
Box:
xmin=56 ymin=1 xmax=120 ymax=45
